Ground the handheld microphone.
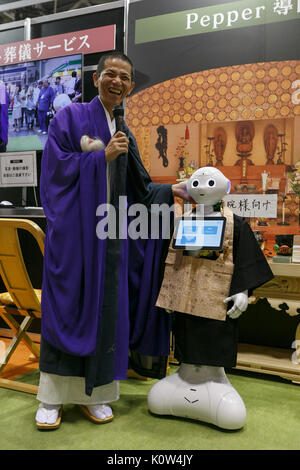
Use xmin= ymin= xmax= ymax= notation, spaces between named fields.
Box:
xmin=113 ymin=105 xmax=126 ymax=134
xmin=110 ymin=105 xmax=128 ymax=206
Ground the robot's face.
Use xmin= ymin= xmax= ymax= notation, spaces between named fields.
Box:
xmin=187 ymin=167 xmax=231 ymax=205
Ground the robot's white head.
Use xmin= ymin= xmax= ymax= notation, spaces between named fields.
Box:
xmin=186 ymin=167 xmax=231 ymax=205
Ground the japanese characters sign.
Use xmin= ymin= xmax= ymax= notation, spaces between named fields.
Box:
xmin=0 ymin=152 xmax=37 ymax=187
xmin=223 ymin=194 xmax=278 ymax=218
xmin=135 ymin=0 xmax=300 ymax=44
xmin=0 ymin=25 xmax=115 ymax=66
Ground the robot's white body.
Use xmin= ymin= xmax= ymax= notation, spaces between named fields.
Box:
xmin=148 ymin=167 xmax=247 ymax=430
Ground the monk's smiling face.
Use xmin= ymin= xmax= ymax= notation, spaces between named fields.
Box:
xmin=93 ymin=58 xmax=135 ymax=117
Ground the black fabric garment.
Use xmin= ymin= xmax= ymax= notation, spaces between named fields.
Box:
xmin=172 ymin=214 xmax=274 ymax=368
xmin=0 ymin=139 xmax=6 ymax=152
xmin=127 ymin=129 xmax=174 ymax=207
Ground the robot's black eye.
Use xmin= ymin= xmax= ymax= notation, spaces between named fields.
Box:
xmin=192 ymin=180 xmax=199 ymax=187
xmin=208 ymin=179 xmax=215 ymax=187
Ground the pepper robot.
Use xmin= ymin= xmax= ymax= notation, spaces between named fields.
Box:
xmin=148 ymin=166 xmax=273 ymax=430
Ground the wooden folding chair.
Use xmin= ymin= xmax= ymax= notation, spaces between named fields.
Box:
xmin=0 ymin=218 xmax=44 ymax=394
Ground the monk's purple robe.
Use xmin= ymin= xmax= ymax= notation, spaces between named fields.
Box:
xmin=39 ymin=97 xmax=173 ymax=395
xmin=0 ymin=91 xmax=9 ymax=150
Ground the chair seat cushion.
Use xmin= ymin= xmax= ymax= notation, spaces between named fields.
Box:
xmin=0 ymin=289 xmax=41 ymax=306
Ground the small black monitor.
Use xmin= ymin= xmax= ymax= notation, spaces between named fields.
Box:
xmin=172 ymin=216 xmax=226 ymax=251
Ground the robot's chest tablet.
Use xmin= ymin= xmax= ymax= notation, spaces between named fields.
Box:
xmin=172 ymin=216 xmax=226 ymax=251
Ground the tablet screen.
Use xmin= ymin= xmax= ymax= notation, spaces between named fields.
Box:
xmin=172 ymin=216 xmax=226 ymax=251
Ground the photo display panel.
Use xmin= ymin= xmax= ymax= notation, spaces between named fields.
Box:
xmin=0 ymin=53 xmax=82 ymax=152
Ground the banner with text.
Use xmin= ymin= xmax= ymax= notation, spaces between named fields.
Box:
xmin=0 ymin=25 xmax=116 ymax=66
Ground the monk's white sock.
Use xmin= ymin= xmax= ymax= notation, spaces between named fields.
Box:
xmin=87 ymin=404 xmax=113 ymax=420
xmin=36 ymin=403 xmax=61 ymax=424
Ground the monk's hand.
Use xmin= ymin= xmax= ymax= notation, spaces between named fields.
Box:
xmin=105 ymin=131 xmax=129 ymax=162
xmin=171 ymin=181 xmax=196 ymax=203
xmin=224 ymin=290 xmax=248 ymax=319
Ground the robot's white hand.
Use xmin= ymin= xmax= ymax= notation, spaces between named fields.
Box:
xmin=224 ymin=290 xmax=248 ymax=319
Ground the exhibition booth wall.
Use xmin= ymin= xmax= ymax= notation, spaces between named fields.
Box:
xmin=125 ymin=0 xmax=300 ymax=369
xmin=0 ymin=0 xmax=299 ymax=379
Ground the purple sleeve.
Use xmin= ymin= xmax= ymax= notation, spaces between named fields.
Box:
xmin=0 ymin=91 xmax=9 ymax=144
xmin=40 ymin=106 xmax=108 ymax=356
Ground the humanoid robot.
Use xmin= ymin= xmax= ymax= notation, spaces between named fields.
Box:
xmin=148 ymin=166 xmax=273 ymax=430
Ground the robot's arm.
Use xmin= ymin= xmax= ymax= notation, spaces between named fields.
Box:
xmin=224 ymin=290 xmax=248 ymax=319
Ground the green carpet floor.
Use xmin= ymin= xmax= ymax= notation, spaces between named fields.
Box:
xmin=7 ymin=135 xmax=43 ymax=152
xmin=0 ymin=366 xmax=299 ymax=451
